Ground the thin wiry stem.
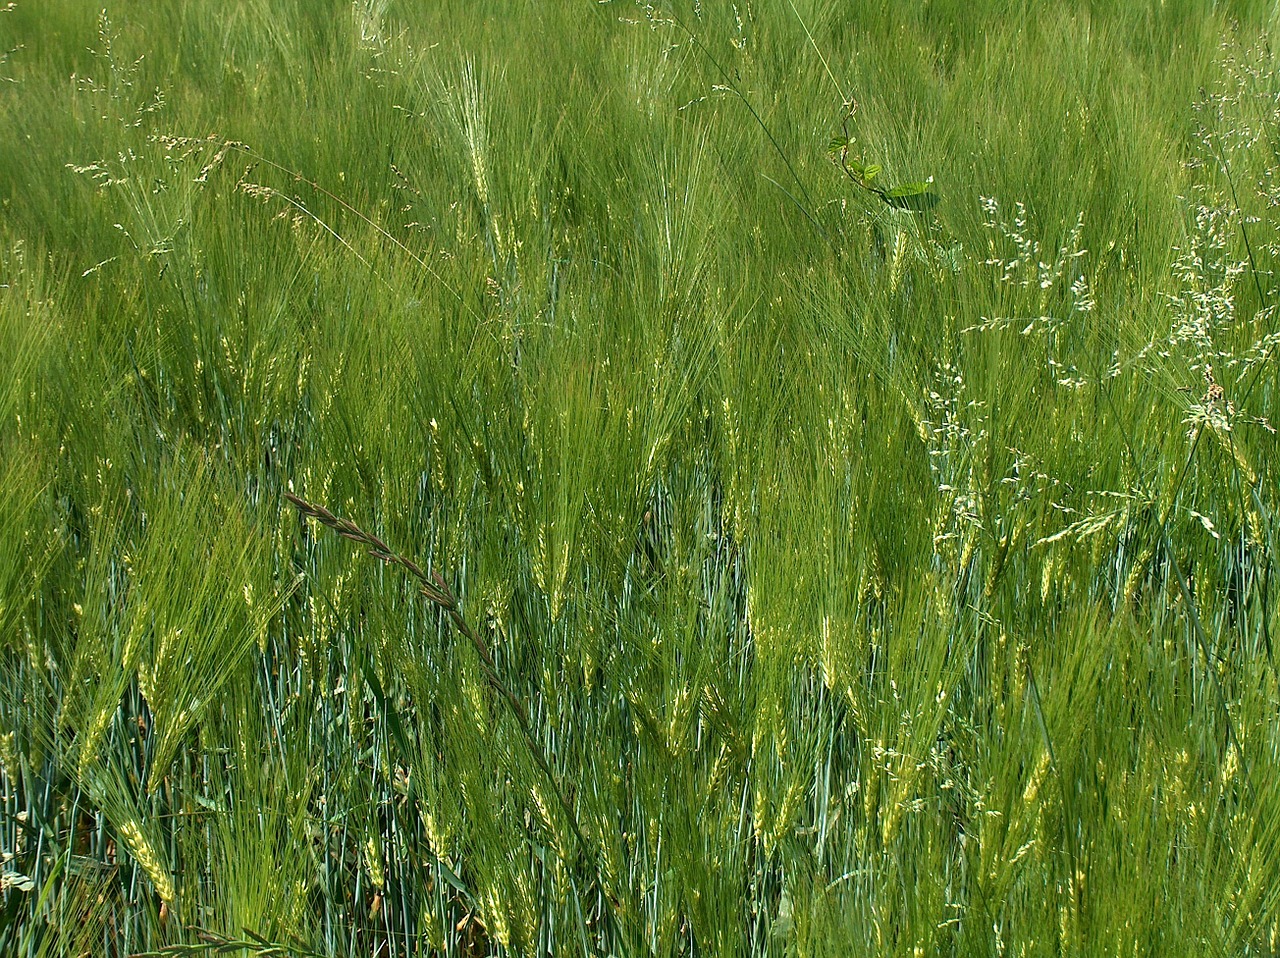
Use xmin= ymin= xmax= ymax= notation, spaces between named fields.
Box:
xmin=284 ymin=492 xmax=631 ymax=956
xmin=284 ymin=493 xmax=588 ymax=851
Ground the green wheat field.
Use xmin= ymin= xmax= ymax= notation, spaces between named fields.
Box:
xmin=2 ymin=1 xmax=1280 ymax=955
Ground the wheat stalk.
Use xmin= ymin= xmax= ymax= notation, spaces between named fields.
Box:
xmin=283 ymin=492 xmax=592 ymax=858
xmin=285 ymin=492 xmax=630 ymax=951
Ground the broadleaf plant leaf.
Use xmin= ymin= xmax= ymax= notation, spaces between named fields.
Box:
xmin=883 ymin=181 xmax=938 ymax=210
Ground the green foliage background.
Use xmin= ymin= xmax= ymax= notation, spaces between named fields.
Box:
xmin=2 ymin=1 xmax=1280 ymax=955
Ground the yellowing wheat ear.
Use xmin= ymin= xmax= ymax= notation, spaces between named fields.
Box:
xmin=117 ymin=819 xmax=176 ymax=905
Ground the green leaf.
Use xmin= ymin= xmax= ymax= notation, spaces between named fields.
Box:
xmin=886 ymin=181 xmax=930 ymax=198
xmin=862 ymin=164 xmax=881 ymax=183
xmin=883 ymin=180 xmax=938 ymax=210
